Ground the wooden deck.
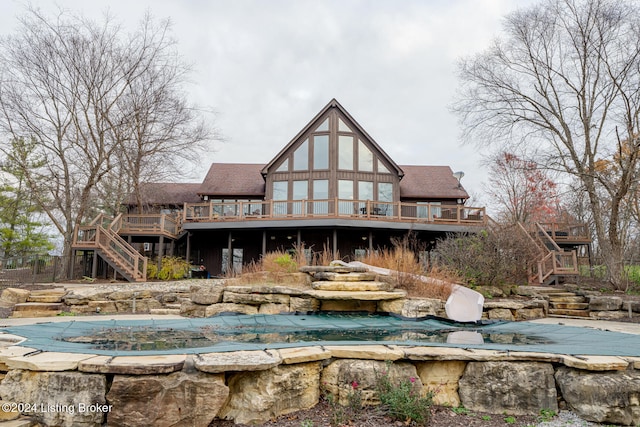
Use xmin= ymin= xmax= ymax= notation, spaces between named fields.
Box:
xmin=182 ymin=199 xmax=487 ymax=226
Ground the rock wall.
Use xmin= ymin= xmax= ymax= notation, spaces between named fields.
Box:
xmin=0 ymin=344 xmax=639 ymax=426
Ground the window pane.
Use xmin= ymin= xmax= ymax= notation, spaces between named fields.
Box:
xmin=338 ymin=118 xmax=351 ymax=132
xmin=378 ymin=183 xmax=393 ymax=202
xmin=358 ymin=141 xmax=373 ymax=171
xmin=316 ymin=118 xmax=329 ymax=132
xmin=293 ymin=139 xmax=308 ymax=170
xmin=313 ymin=179 xmax=328 ymax=199
xmin=339 ymin=135 xmax=353 ymax=170
xmin=358 ymin=181 xmax=374 ymax=200
xmin=313 ymin=179 xmax=328 ymax=214
xmin=339 ymin=180 xmax=353 ymax=199
xmin=378 ymin=183 xmax=393 ymax=216
xmin=313 ymin=135 xmax=329 ymax=169
xmin=276 ymin=158 xmax=289 ymax=172
xmin=293 ymin=180 xmax=308 ymax=199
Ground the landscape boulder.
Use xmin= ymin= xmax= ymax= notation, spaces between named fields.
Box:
xmin=106 ymin=371 xmax=228 ymax=427
xmin=555 ymin=366 xmax=640 ymax=426
xmin=458 ymin=362 xmax=557 ymax=415
xmin=218 ymin=362 xmax=320 ymax=425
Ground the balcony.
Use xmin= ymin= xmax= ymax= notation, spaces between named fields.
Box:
xmin=182 ymin=199 xmax=486 ymax=226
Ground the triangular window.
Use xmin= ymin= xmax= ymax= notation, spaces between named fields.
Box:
xmin=276 ymin=158 xmax=289 ymax=172
xmin=338 ymin=118 xmax=352 ymax=133
xmin=378 ymin=159 xmax=390 ymax=174
xmin=316 ymin=118 xmax=329 ymax=132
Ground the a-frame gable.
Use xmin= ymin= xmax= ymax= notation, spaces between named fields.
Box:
xmin=261 ymin=99 xmax=404 ymax=177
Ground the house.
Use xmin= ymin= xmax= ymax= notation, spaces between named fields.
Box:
xmin=74 ymin=99 xmax=486 ymax=280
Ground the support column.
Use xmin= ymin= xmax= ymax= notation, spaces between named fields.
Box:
xmin=185 ymin=233 xmax=191 ymax=264
xmin=297 ymin=230 xmax=301 ymax=248
xmin=157 ymin=236 xmax=165 ymax=271
xmin=332 ymin=229 xmax=338 ymax=257
xmin=91 ymin=250 xmax=98 ymax=279
xmin=262 ymin=231 xmax=267 ymax=257
xmin=227 ymin=232 xmax=233 ymax=273
xmin=369 ymin=231 xmax=373 ymax=253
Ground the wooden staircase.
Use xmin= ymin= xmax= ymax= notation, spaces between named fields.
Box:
xmin=73 ymin=214 xmax=147 ymax=282
xmin=520 ymin=222 xmax=580 ymax=285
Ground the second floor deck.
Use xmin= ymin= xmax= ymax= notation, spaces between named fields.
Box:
xmin=182 ymin=199 xmax=487 ymax=227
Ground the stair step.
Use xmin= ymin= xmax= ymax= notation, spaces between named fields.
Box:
xmin=546 ymin=292 xmax=577 ymax=297
xmin=27 ymin=289 xmax=67 ymax=303
xmin=549 ymin=296 xmax=587 ymax=303
xmin=149 ymin=308 xmax=181 ymax=315
xmin=548 ymin=308 xmax=591 ymax=317
xmin=550 ymin=302 xmax=589 ymax=310
xmin=13 ymin=302 xmax=63 ymax=311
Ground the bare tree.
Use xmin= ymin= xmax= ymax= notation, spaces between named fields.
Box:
xmin=0 ymin=8 xmax=213 ymax=273
xmin=453 ymin=0 xmax=640 ymax=288
xmin=486 ymin=151 xmax=560 ymax=224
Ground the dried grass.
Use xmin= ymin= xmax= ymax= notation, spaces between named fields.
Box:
xmin=358 ymin=236 xmax=456 ymax=301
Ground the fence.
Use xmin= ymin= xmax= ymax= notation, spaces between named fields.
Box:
xmin=0 ymin=255 xmax=72 ymax=286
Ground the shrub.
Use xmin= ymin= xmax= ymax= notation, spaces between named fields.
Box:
xmin=149 ymin=257 xmax=191 ymax=281
xmin=375 ymin=363 xmax=433 ymax=425
xmin=433 ymin=224 xmax=540 ymax=286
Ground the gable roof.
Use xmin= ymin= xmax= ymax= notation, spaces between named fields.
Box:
xmin=196 ymin=163 xmax=468 ymax=200
xmin=126 ymin=183 xmax=203 ymax=206
xmin=199 ymin=163 xmax=265 ymax=197
xmin=261 ymin=99 xmax=404 ymax=177
xmin=399 ymin=165 xmax=469 ymax=200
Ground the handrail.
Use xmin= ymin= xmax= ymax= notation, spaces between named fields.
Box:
xmin=97 ymin=226 xmax=147 ymax=280
xmin=109 ymin=213 xmax=123 ymax=233
xmin=534 ymin=222 xmax=562 ymax=251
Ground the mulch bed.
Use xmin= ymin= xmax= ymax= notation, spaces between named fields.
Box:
xmin=208 ymin=401 xmax=539 ymax=427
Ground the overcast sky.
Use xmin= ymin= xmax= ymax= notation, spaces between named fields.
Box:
xmin=1 ymin=0 xmax=537 ymax=203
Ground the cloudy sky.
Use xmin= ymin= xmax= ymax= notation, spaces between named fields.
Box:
xmin=1 ymin=0 xmax=536 ymax=202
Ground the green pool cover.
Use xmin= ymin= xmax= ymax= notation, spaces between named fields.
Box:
xmin=1 ymin=313 xmax=638 ymax=356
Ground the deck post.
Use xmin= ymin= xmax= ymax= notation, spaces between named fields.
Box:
xmin=185 ymin=232 xmax=191 ymax=264
xmin=368 ymin=231 xmax=373 ymax=252
xmin=332 ymin=229 xmax=338 ymax=256
xmin=92 ymin=250 xmax=98 ymax=279
xmin=297 ymin=230 xmax=301 ymax=248
xmin=262 ymin=231 xmax=267 ymax=257
xmin=227 ymin=232 xmax=233 ymax=273
xmin=157 ymin=236 xmax=164 ymax=271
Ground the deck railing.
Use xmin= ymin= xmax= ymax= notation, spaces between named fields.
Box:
xmin=533 ymin=222 xmax=591 ymax=242
xmin=118 ymin=214 xmax=179 ymax=237
xmin=182 ymin=199 xmax=486 ymax=225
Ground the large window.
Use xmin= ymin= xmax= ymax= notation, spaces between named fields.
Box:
xmin=313 ymin=135 xmax=329 ymax=169
xmin=338 ymin=136 xmax=354 ymax=170
xmin=293 ymin=139 xmax=308 ymax=170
